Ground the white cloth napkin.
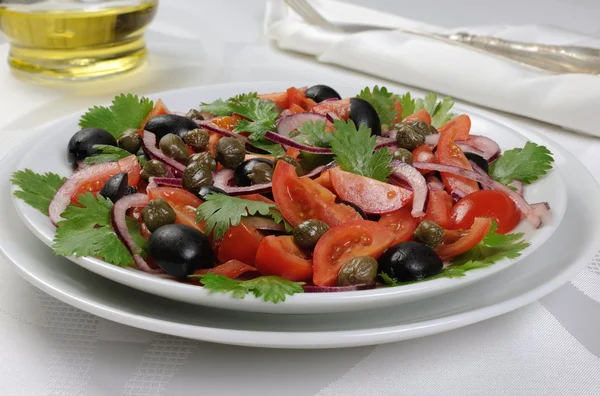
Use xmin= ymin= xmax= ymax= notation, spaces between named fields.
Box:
xmin=265 ymin=0 xmax=600 ymax=136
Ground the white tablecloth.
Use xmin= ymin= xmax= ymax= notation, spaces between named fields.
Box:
xmin=1 ymin=1 xmax=600 ymax=395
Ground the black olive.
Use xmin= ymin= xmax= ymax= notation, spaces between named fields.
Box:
xmin=197 ymin=185 xmax=229 ymax=201
xmin=99 ymin=173 xmax=128 ymax=203
xmin=465 ymin=152 xmax=489 ymax=173
xmin=144 ymin=114 xmax=199 ymax=141
xmin=335 ymin=198 xmax=367 ymax=219
xmin=378 ymin=241 xmax=443 ymax=282
xmin=234 ymin=158 xmax=274 ymax=187
xmin=349 ymin=97 xmax=381 ymax=136
xmin=67 ymin=128 xmax=117 ymax=163
xmin=305 ymin=84 xmax=342 ymax=103
xmin=124 ymin=186 xmax=137 ymax=196
xmin=147 ymin=224 xmax=214 ymax=278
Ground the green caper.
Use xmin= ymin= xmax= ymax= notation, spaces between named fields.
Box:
xmin=409 ymin=119 xmax=438 ymax=136
xmin=396 ymin=123 xmax=425 ymax=151
xmin=337 ymin=256 xmax=379 ymax=286
xmin=142 ymin=198 xmax=176 ymax=232
xmin=413 ymin=220 xmax=445 ymax=248
xmin=248 ymin=162 xmax=274 ymax=185
xmin=215 ymin=137 xmax=246 ymax=169
xmin=183 ymin=128 xmax=209 ymax=150
xmin=392 ymin=148 xmax=414 ymax=164
xmin=185 ymin=109 xmax=204 ymax=120
xmin=140 ymin=159 xmax=169 ymax=182
xmin=159 ymin=133 xmax=189 ymax=162
xmin=185 ymin=151 xmax=217 ymax=171
xmin=118 ymin=128 xmax=142 ymax=154
xmin=274 ymin=155 xmax=304 ymax=176
xmin=292 ymin=220 xmax=330 ymax=250
xmin=182 ymin=162 xmax=213 ymax=193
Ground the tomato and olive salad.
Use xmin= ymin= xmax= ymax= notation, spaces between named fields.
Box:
xmin=12 ymin=85 xmax=555 ymax=303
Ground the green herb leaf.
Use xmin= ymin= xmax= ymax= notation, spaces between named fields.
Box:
xmin=397 ymin=92 xmax=416 ymax=120
xmin=414 ymin=93 xmax=455 ymax=128
xmin=11 ymin=169 xmax=66 ymax=216
xmin=52 ymin=193 xmax=145 ymax=266
xmin=190 ymin=273 xmax=304 ymax=303
xmin=414 ymin=92 xmax=438 ymax=115
xmin=248 ymin=139 xmax=286 ymax=156
xmin=357 ymin=86 xmax=398 ymax=126
xmin=199 ymin=98 xmax=232 ymax=116
xmin=83 ymin=145 xmax=133 ymax=165
xmin=196 ymin=193 xmax=288 ymax=239
xmin=379 ymin=272 xmax=395 ymax=285
xmin=231 ymin=98 xmax=279 ymax=141
xmin=79 ymin=94 xmax=154 ymax=139
xmin=330 ymin=120 xmax=392 ymax=182
xmin=489 ymin=142 xmax=554 ymax=185
xmin=295 ymin=120 xmax=332 ymax=148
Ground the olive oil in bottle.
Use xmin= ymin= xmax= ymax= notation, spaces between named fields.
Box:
xmin=0 ymin=0 xmax=158 ymax=80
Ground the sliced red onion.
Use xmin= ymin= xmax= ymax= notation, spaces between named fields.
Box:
xmin=456 ymin=143 xmax=485 ymax=157
xmin=196 ymin=120 xmax=248 ymax=143
xmin=146 ymin=178 xmax=158 ymax=190
xmin=152 ymin=177 xmax=183 ymax=188
xmin=531 ymin=202 xmax=551 ymax=217
xmin=450 ymin=189 xmax=468 ymax=202
xmin=390 ymin=160 xmax=427 ymax=217
xmin=142 ymin=131 xmax=185 ymax=176
xmin=49 ymin=161 xmax=121 ymax=225
xmin=303 ymin=281 xmax=376 ymax=293
xmin=264 ymin=131 xmax=332 ymax=154
xmin=425 ymin=134 xmax=440 ymax=146
xmin=277 ymin=109 xmax=293 ymax=121
xmin=241 ymin=216 xmax=286 ymax=232
xmin=375 ymin=136 xmax=397 ymax=149
xmin=277 ymin=113 xmax=327 ymax=138
xmin=426 ymin=174 xmax=444 ymax=191
xmin=212 ymin=168 xmax=272 ymax=196
xmin=111 ymin=193 xmax=160 ymax=273
xmin=469 ymin=161 xmax=492 ymax=191
xmin=425 ymin=134 xmax=501 ymax=162
xmin=413 ymin=162 xmax=542 ymax=228
xmin=383 ymin=128 xmax=398 ymax=140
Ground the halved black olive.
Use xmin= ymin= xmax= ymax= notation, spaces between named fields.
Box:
xmin=335 ymin=198 xmax=367 ymax=219
xmin=465 ymin=152 xmax=489 ymax=173
xmin=67 ymin=128 xmax=117 ymax=163
xmin=144 ymin=114 xmax=199 ymax=140
xmin=349 ymin=98 xmax=381 ymax=136
xmin=305 ymin=85 xmax=342 ymax=103
xmin=99 ymin=173 xmax=128 ymax=203
xmin=378 ymin=241 xmax=443 ymax=282
xmin=234 ymin=158 xmax=274 ymax=187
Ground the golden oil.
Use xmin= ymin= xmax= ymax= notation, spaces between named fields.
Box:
xmin=0 ymin=1 xmax=158 ymax=80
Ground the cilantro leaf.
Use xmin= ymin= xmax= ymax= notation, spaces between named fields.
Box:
xmin=231 ymin=98 xmax=279 ymax=140
xmin=53 ymin=193 xmax=145 ymax=267
xmin=199 ymin=98 xmax=231 ymax=116
xmin=489 ymin=142 xmax=554 ymax=185
xmin=79 ymin=94 xmax=154 ymax=139
xmin=357 ymin=86 xmax=398 ymax=126
xmin=190 ymin=273 xmax=304 ymax=303
xmin=11 ymin=169 xmax=66 ymax=216
xmin=414 ymin=92 xmax=438 ymax=114
xmin=196 ymin=193 xmax=287 ymax=239
xmin=248 ymin=139 xmax=286 ymax=156
xmin=83 ymin=145 xmax=133 ymax=165
xmin=330 ymin=120 xmax=392 ymax=182
xmin=397 ymin=92 xmax=415 ymax=120
xmin=414 ymin=93 xmax=455 ymax=128
xmin=295 ymin=120 xmax=332 ymax=148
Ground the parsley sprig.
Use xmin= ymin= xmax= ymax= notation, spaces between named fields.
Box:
xmin=295 ymin=120 xmax=332 ymax=148
xmin=489 ymin=142 xmax=554 ymax=185
xmin=83 ymin=145 xmax=133 ymax=165
xmin=414 ymin=92 xmax=455 ymax=128
xmin=357 ymin=86 xmax=398 ymax=126
xmin=196 ymin=193 xmax=290 ymax=239
xmin=189 ymin=273 xmax=304 ymax=303
xmin=79 ymin=94 xmax=154 ymax=139
xmin=11 ymin=170 xmax=66 ymax=216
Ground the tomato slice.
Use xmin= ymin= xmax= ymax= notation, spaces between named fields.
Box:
xmin=439 ymin=114 xmax=471 ymax=141
xmin=422 ymin=190 xmax=454 ymax=229
xmin=258 ymin=91 xmax=289 ymax=109
xmin=288 ymin=103 xmax=306 ymax=114
xmin=272 ymin=161 xmax=363 ymax=227
xmin=404 ymin=109 xmax=431 ymax=124
xmin=218 ymin=223 xmax=264 ymax=266
xmin=436 ymin=121 xmax=479 ymax=195
xmin=139 ymin=99 xmax=169 ymax=133
xmin=287 ymin=87 xmax=317 ymax=111
xmin=392 ymin=99 xmax=403 ymax=124
xmin=286 ymin=147 xmax=301 ymax=159
xmin=436 ymin=217 xmax=492 ymax=260
xmin=70 ymin=155 xmax=141 ymax=203
xmin=193 ymin=260 xmax=257 ymax=279
xmin=329 ymin=168 xmax=412 ymax=214
xmin=451 ymin=190 xmax=520 ymax=234
xmin=239 ymin=193 xmax=276 ymax=205
xmin=255 ymin=235 xmax=313 ymax=282
xmin=147 ymin=187 xmax=205 ymax=232
xmin=311 ymin=98 xmax=350 ymax=120
xmin=313 ymin=220 xmax=396 ymax=286
xmin=313 ymin=170 xmax=335 ymax=192
xmin=378 ymin=206 xmax=417 ymax=245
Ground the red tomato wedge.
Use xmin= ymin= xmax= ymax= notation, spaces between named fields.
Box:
xmin=422 ymin=190 xmax=454 ymax=229
xmin=329 ymin=168 xmax=412 ymax=214
xmin=313 ymin=170 xmax=335 ymax=192
xmin=378 ymin=206 xmax=418 ymax=245
xmin=451 ymin=190 xmax=520 ymax=234
xmin=287 ymin=87 xmax=317 ymax=111
xmin=436 ymin=120 xmax=479 ymax=195
xmin=313 ymin=220 xmax=396 ymax=286
xmin=218 ymin=223 xmax=264 ymax=266
xmin=412 ymin=144 xmax=436 ymax=175
xmin=258 ymin=91 xmax=289 ymax=109
xmin=193 ymin=260 xmax=257 ymax=279
xmin=288 ymin=103 xmax=306 ymax=114
xmin=255 ymin=236 xmax=313 ymax=282
xmin=392 ymin=100 xmax=403 ymax=124
xmin=147 ymin=187 xmax=205 ymax=232
xmin=139 ymin=99 xmax=169 ymax=133
xmin=436 ymin=217 xmax=492 ymax=260
xmin=70 ymin=155 xmax=141 ymax=203
xmin=311 ymin=98 xmax=350 ymax=120
xmin=439 ymin=114 xmax=471 ymax=140
xmin=404 ymin=109 xmax=431 ymax=124
xmin=272 ymin=161 xmax=363 ymax=227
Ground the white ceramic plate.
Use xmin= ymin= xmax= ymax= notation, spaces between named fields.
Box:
xmin=0 ymin=114 xmax=598 ymax=348
xmin=10 ymin=82 xmax=568 ymax=314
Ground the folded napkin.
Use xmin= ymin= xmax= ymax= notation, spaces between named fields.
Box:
xmin=265 ymin=0 xmax=600 ymax=137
